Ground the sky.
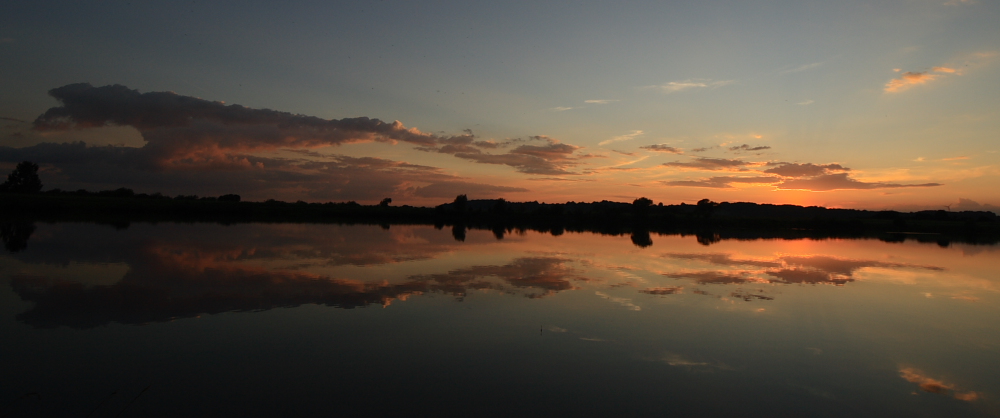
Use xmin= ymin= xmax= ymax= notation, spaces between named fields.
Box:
xmin=1 ymin=0 xmax=998 ymax=210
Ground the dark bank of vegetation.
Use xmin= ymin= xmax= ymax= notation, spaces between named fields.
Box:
xmin=2 ymin=160 xmax=999 ymax=249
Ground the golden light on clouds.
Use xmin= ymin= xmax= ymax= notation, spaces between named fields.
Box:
xmin=884 ymin=71 xmax=941 ymax=93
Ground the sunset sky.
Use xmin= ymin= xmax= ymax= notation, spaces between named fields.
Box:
xmin=1 ymin=0 xmax=998 ymax=210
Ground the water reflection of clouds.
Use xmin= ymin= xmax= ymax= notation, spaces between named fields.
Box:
xmin=899 ymin=367 xmax=980 ymax=402
xmin=661 ymin=253 xmax=944 ymax=286
xmin=11 ymin=249 xmax=584 ymax=328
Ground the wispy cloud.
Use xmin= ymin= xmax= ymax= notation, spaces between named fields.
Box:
xmin=728 ymin=144 xmax=770 ymax=153
xmin=884 ymin=71 xmax=940 ymax=92
xmin=662 ymin=176 xmax=781 ymax=188
xmin=550 ymin=106 xmax=574 ymax=111
xmin=662 ymin=157 xmax=748 ymax=171
xmin=780 ymin=62 xmax=823 ymax=75
xmin=584 ymin=99 xmax=619 ymax=104
xmin=764 ymin=162 xmax=849 ymax=177
xmin=884 ymin=66 xmax=964 ymax=93
xmin=599 ymin=130 xmax=643 ymax=146
xmin=648 ymin=79 xmax=734 ymax=93
xmin=776 ymin=173 xmax=941 ymax=191
xmin=640 ymin=144 xmax=683 ymax=154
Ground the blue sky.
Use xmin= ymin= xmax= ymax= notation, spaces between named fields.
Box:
xmin=2 ymin=0 xmax=998 ymax=209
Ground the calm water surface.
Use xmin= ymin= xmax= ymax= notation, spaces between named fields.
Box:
xmin=2 ymin=223 xmax=998 ymax=417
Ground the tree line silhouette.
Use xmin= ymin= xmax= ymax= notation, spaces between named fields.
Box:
xmin=2 ymin=160 xmax=998 ymax=250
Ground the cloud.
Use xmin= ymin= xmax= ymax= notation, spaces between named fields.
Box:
xmin=885 ymin=72 xmax=938 ymax=92
xmin=0 ymin=37 xmax=13 ymax=44
xmin=662 ymin=157 xmax=748 ymax=171
xmin=780 ymin=62 xmax=823 ymax=75
xmin=639 ymin=144 xmax=682 ymax=153
xmin=728 ymin=144 xmax=771 ymax=152
xmin=661 ymin=176 xmax=781 ymax=188
xmin=419 ymin=135 xmax=587 ymax=175
xmin=550 ymin=107 xmax=574 ymax=111
xmin=776 ymin=173 xmax=942 ymax=191
xmin=584 ymin=99 xmax=619 ymax=104
xmin=884 ymin=67 xmax=959 ymax=93
xmin=599 ymin=130 xmax=643 ymax=146
xmin=763 ymin=162 xmax=849 ymax=177
xmin=0 ymin=141 xmax=525 ymax=202
xmin=953 ymin=198 xmax=1000 ymax=213
xmin=649 ymin=79 xmax=734 ymax=93
xmin=33 ymin=83 xmax=460 ymax=168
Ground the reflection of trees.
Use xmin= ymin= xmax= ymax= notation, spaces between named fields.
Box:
xmin=630 ymin=230 xmax=652 ymax=248
xmin=1 ymin=221 xmax=36 ymax=252
xmin=10 ymin=246 xmax=582 ymax=328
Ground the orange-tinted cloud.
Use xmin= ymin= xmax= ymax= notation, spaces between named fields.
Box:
xmin=776 ymin=173 xmax=942 ymax=191
xmin=0 ymin=141 xmax=523 ymax=202
xmin=662 ymin=157 xmax=748 ymax=171
xmin=421 ymin=135 xmax=586 ymax=175
xmin=884 ymin=66 xmax=960 ymax=93
xmin=661 ymin=176 xmax=781 ymax=188
xmin=764 ymin=162 xmax=849 ymax=178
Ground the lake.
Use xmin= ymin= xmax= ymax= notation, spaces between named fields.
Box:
xmin=2 ymin=222 xmax=998 ymax=417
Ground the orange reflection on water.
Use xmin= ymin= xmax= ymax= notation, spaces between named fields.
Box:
xmin=900 ymin=367 xmax=980 ymax=401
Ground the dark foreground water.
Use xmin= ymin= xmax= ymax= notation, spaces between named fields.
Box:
xmin=1 ymin=223 xmax=998 ymax=417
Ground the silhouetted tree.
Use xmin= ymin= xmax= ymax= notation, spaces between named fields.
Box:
xmin=218 ymin=194 xmax=241 ymax=202
xmin=696 ymin=198 xmax=718 ymax=218
xmin=0 ymin=161 xmax=42 ymax=193
xmin=630 ymin=230 xmax=653 ymax=248
xmin=632 ymin=197 xmax=653 ymax=217
xmin=453 ymin=194 xmax=468 ymax=213
xmin=379 ymin=197 xmax=392 ymax=207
